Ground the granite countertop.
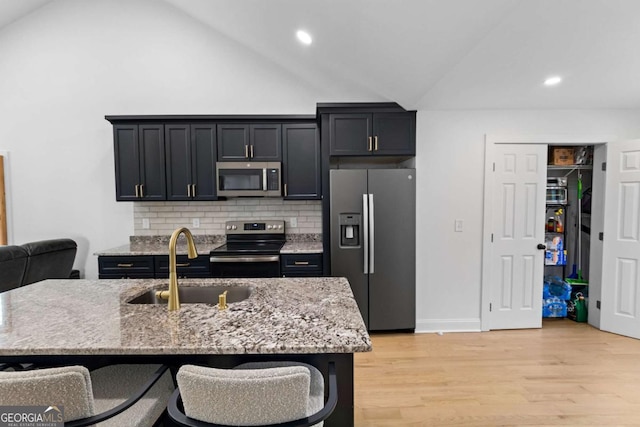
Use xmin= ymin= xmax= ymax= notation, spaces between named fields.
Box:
xmin=95 ymin=241 xmax=323 ymax=256
xmin=96 ymin=242 xmax=223 ymax=256
xmin=280 ymin=241 xmax=322 ymax=254
xmin=0 ymin=278 xmax=370 ymax=356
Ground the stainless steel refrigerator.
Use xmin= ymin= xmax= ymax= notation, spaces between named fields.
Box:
xmin=330 ymin=169 xmax=416 ymax=331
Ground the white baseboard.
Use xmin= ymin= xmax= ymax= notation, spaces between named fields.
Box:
xmin=415 ymin=318 xmax=482 ymax=333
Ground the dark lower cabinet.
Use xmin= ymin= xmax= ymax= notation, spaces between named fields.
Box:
xmin=283 ymin=123 xmax=321 ymax=200
xmin=99 ymin=254 xmax=324 ymax=279
xmin=98 ymin=255 xmax=211 ymax=279
xmin=98 ymin=256 xmax=155 ymax=279
xmin=154 ymin=255 xmax=211 ymax=278
xmin=281 ymin=254 xmax=323 ymax=277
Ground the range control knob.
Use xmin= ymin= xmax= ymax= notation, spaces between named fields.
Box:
xmin=277 ymin=225 xmax=282 ymax=229
xmin=226 ymin=225 xmax=231 ymax=230
xmin=267 ymin=225 xmax=273 ymax=229
xmin=231 ymin=225 xmax=237 ymax=230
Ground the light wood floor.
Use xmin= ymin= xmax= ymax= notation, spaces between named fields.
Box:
xmin=354 ymin=319 xmax=640 ymax=426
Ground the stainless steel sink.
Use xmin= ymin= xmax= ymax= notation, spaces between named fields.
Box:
xmin=127 ymin=285 xmax=252 ymax=305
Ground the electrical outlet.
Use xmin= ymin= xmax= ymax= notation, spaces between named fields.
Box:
xmin=454 ymin=219 xmax=463 ymax=232
xmin=192 ymin=218 xmax=200 ymax=228
xmin=290 ymin=217 xmax=298 ymax=228
xmin=142 ymin=218 xmax=150 ymax=229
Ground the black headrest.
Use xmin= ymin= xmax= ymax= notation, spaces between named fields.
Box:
xmin=0 ymin=245 xmax=28 ymax=261
xmin=21 ymin=239 xmax=77 ymax=257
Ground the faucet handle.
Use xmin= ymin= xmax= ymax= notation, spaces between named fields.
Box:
xmin=218 ymin=290 xmax=228 ymax=310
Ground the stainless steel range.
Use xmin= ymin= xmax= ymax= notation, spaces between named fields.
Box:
xmin=209 ymin=220 xmax=285 ymax=278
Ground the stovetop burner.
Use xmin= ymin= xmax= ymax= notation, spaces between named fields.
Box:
xmin=211 ymin=241 xmax=285 ymax=255
xmin=210 ymin=220 xmax=286 ymax=256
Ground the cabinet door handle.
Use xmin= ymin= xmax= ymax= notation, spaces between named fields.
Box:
xmin=135 ymin=184 xmax=140 ymax=198
xmin=368 ymin=136 xmax=373 ymax=151
xmin=294 ymin=261 xmax=309 ymax=265
xmin=176 ymin=263 xmax=191 ymax=267
xmin=117 ymin=263 xmax=134 ymax=268
xmin=374 ymin=136 xmax=379 ymax=151
xmin=245 ymin=145 xmax=249 ymax=158
xmin=187 ymin=185 xmax=191 ymax=197
xmin=284 ymin=183 xmax=288 ymax=197
xmin=139 ymin=184 xmax=144 ymax=197
xmin=191 ymin=184 xmax=196 ymax=197
xmin=250 ymin=145 xmax=254 ymax=158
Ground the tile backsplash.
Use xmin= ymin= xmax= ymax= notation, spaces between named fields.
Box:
xmin=133 ymin=199 xmax=322 ymax=236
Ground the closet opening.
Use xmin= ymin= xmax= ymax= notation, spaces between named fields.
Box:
xmin=543 ymin=145 xmax=600 ymax=323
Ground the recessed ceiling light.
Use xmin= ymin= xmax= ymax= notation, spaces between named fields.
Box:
xmin=296 ymin=30 xmax=312 ymax=45
xmin=544 ymin=76 xmax=562 ymax=86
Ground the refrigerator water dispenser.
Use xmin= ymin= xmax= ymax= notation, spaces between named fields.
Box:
xmin=339 ymin=214 xmax=360 ymax=247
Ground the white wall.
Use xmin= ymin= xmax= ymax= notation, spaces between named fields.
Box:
xmin=415 ymin=109 xmax=640 ymax=332
xmin=0 ymin=0 xmax=358 ymax=279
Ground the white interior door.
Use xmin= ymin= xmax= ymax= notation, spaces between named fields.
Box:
xmin=600 ymin=139 xmax=640 ymax=339
xmin=489 ymin=144 xmax=547 ymax=329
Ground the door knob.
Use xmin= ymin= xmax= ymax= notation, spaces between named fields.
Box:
xmin=537 ymin=244 xmax=546 ymax=250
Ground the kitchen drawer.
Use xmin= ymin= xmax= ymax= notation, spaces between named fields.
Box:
xmin=154 ymin=255 xmax=211 ymax=278
xmin=98 ymin=256 xmax=155 ymax=279
xmin=281 ymin=253 xmax=323 ymax=277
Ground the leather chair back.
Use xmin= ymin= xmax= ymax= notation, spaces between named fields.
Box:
xmin=21 ymin=239 xmax=77 ymax=286
xmin=0 ymin=245 xmax=28 ymax=292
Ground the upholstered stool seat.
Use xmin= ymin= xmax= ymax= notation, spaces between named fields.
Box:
xmin=91 ymin=364 xmax=175 ymax=426
xmin=0 ymin=364 xmax=173 ymax=426
xmin=168 ymin=361 xmax=337 ymax=427
xmin=234 ymin=361 xmax=325 ymax=423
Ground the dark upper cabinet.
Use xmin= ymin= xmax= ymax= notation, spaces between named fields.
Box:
xmin=372 ymin=113 xmax=415 ymax=155
xmin=217 ymin=124 xmax=249 ymax=161
xmin=113 ymin=125 xmax=139 ymax=201
xmin=113 ymin=124 xmax=166 ymax=201
xmin=108 ymin=115 xmax=315 ymax=202
xmin=329 ymin=112 xmax=415 ymax=156
xmin=250 ymin=124 xmax=281 ymax=160
xmin=165 ymin=124 xmax=217 ymax=201
xmin=329 ymin=114 xmax=371 ymax=156
xmin=191 ymin=124 xmax=218 ymax=200
xmin=217 ymin=124 xmax=281 ymax=161
xmin=283 ymin=123 xmax=321 ymax=200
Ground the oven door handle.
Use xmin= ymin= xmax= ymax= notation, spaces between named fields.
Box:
xmin=210 ymin=255 xmax=280 ymax=263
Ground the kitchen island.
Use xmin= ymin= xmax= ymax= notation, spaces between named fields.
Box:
xmin=0 ymin=277 xmax=370 ymax=426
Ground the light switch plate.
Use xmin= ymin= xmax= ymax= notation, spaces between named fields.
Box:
xmin=290 ymin=217 xmax=298 ymax=228
xmin=454 ymin=219 xmax=463 ymax=232
xmin=142 ymin=218 xmax=150 ymax=229
xmin=192 ymin=218 xmax=200 ymax=228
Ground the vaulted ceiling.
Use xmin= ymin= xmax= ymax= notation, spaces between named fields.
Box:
xmin=2 ymin=0 xmax=640 ymax=110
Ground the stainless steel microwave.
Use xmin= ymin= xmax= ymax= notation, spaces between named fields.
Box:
xmin=216 ymin=162 xmax=282 ymax=197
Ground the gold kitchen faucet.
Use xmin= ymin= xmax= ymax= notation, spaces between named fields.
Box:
xmin=165 ymin=227 xmax=198 ymax=311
